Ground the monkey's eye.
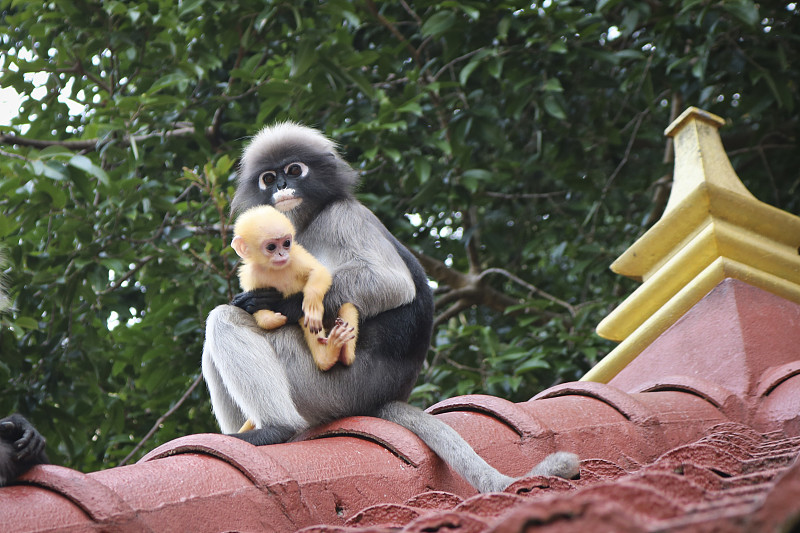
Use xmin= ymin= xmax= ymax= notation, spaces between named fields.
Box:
xmin=258 ymin=171 xmax=277 ymax=190
xmin=266 ymin=243 xmax=277 ymax=252
xmin=283 ymin=239 xmax=291 ymax=248
xmin=284 ymin=162 xmax=308 ymax=177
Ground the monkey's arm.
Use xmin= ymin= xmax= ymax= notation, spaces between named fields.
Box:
xmin=293 ymin=245 xmax=333 ymax=333
xmin=231 ymin=289 xmax=304 ymax=323
xmin=0 ymin=414 xmax=49 ymax=487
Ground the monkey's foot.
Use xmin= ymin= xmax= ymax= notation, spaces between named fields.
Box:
xmin=312 ymin=319 xmax=356 ymax=371
xmin=238 ymin=419 xmax=256 ymax=432
xmin=329 ymin=319 xmax=356 ymax=366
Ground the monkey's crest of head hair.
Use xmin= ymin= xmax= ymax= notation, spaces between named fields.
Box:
xmin=234 ymin=205 xmax=296 ymax=241
xmin=242 ymin=121 xmax=338 ymax=164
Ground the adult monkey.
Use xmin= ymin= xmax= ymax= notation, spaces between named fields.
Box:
xmin=204 ymin=122 xmax=578 ymax=493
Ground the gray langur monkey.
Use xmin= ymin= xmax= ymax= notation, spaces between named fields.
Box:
xmin=202 ymin=122 xmax=579 ymax=493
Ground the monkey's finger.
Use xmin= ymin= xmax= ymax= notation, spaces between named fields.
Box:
xmin=15 ymin=428 xmax=33 ymax=450
xmin=15 ymin=441 xmax=34 ymax=461
xmin=0 ymin=420 xmax=14 ymax=436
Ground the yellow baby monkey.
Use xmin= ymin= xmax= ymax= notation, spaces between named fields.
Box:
xmin=231 ymin=205 xmax=359 ymax=374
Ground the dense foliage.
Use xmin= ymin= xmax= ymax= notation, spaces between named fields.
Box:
xmin=0 ymin=0 xmax=797 ymax=473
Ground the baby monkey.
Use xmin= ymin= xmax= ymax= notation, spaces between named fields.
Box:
xmin=232 ymin=205 xmax=359 ymax=375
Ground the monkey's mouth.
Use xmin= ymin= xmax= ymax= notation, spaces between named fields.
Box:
xmin=273 ymin=190 xmax=302 ymax=212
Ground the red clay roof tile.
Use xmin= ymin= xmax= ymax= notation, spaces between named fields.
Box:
xmin=2 ymin=279 xmax=800 ymax=532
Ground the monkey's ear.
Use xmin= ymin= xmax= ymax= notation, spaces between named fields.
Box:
xmin=231 ymin=235 xmax=249 ymax=259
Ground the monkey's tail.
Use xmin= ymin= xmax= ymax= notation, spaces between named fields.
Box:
xmin=375 ymin=401 xmax=578 ymax=493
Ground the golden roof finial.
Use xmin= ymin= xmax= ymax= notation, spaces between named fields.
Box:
xmin=583 ymin=107 xmax=800 ymax=383
xmin=663 ymin=107 xmax=755 ymax=214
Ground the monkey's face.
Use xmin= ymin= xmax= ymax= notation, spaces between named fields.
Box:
xmin=263 ymin=234 xmax=293 ymax=269
xmin=235 ymin=148 xmax=343 ymax=220
xmin=232 ymin=123 xmax=359 ymax=226
xmin=257 ymin=162 xmax=308 ymax=213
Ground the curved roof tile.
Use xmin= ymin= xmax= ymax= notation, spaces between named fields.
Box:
xmin=2 ymin=278 xmax=799 ymax=532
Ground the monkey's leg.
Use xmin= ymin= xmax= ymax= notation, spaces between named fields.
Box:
xmin=335 ymin=303 xmax=359 ymax=365
xmin=202 ymin=336 xmax=248 ymax=434
xmin=203 ymin=305 xmax=309 ymax=437
xmin=253 ymin=309 xmax=287 ymax=330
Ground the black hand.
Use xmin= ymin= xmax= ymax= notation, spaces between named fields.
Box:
xmin=231 ymin=288 xmax=283 ymax=313
xmin=0 ymin=414 xmax=48 ymax=464
xmin=230 ymin=289 xmax=304 ymax=323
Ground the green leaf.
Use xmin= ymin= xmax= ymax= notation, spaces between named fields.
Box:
xmin=147 ymin=72 xmax=190 ymax=94
xmin=421 ymin=11 xmax=456 ymax=37
xmin=720 ymin=0 xmax=759 ymax=27
xmin=69 ymin=155 xmax=110 ymax=186
xmin=414 ymin=156 xmax=431 ymax=184
xmin=459 ymin=49 xmax=492 ymax=86
xmin=462 ymin=169 xmax=491 ymax=191
xmin=35 ymin=179 xmax=67 ymax=208
xmin=291 ymin=41 xmax=316 ymax=78
xmin=15 ymin=316 xmax=40 ymax=330
xmin=543 ymin=94 xmax=566 ymax=120
xmin=542 ymin=78 xmax=563 ymax=92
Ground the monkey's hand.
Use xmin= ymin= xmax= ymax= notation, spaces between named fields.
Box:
xmin=231 ymin=289 xmax=304 ymax=323
xmin=302 ymin=299 xmax=325 ymax=334
xmin=0 ymin=414 xmax=47 ymax=464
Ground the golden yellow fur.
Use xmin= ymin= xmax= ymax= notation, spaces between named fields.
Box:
xmin=232 ymin=205 xmax=358 ymax=372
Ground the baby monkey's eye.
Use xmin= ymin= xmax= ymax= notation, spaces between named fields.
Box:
xmin=284 ymin=162 xmax=308 ymax=177
xmin=266 ymin=243 xmax=277 ymax=252
xmin=283 ymin=240 xmax=291 ymax=248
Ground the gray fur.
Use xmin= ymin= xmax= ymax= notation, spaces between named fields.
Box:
xmin=203 ymin=305 xmax=308 ymax=434
xmin=292 ymin=200 xmax=416 ymax=318
xmin=376 ymin=402 xmax=579 ymax=493
xmin=203 ymin=123 xmax=578 ymax=493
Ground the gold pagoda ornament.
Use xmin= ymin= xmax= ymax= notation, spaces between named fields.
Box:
xmin=583 ymin=107 xmax=800 ymax=383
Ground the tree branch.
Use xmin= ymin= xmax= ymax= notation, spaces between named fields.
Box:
xmin=0 ymin=125 xmax=197 ymax=151
xmin=433 ymin=300 xmax=471 ymax=330
xmin=99 ymin=255 xmax=155 ymax=295
xmin=463 ymin=207 xmax=482 ymax=275
xmin=117 ymin=373 xmax=203 ymax=467
xmin=480 ymin=268 xmax=576 ymax=317
xmin=485 ymin=190 xmax=568 ymax=201
xmin=364 ymin=0 xmax=421 ymax=66
xmin=410 ymin=248 xmax=467 ymax=289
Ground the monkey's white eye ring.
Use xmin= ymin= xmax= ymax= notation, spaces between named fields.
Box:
xmin=258 ymin=171 xmax=277 ymax=190
xmin=284 ymin=162 xmax=308 ymax=177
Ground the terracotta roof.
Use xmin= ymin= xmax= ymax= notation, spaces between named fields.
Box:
xmin=1 ymin=279 xmax=799 ymax=531
xmin=2 ymin=108 xmax=800 ymax=531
